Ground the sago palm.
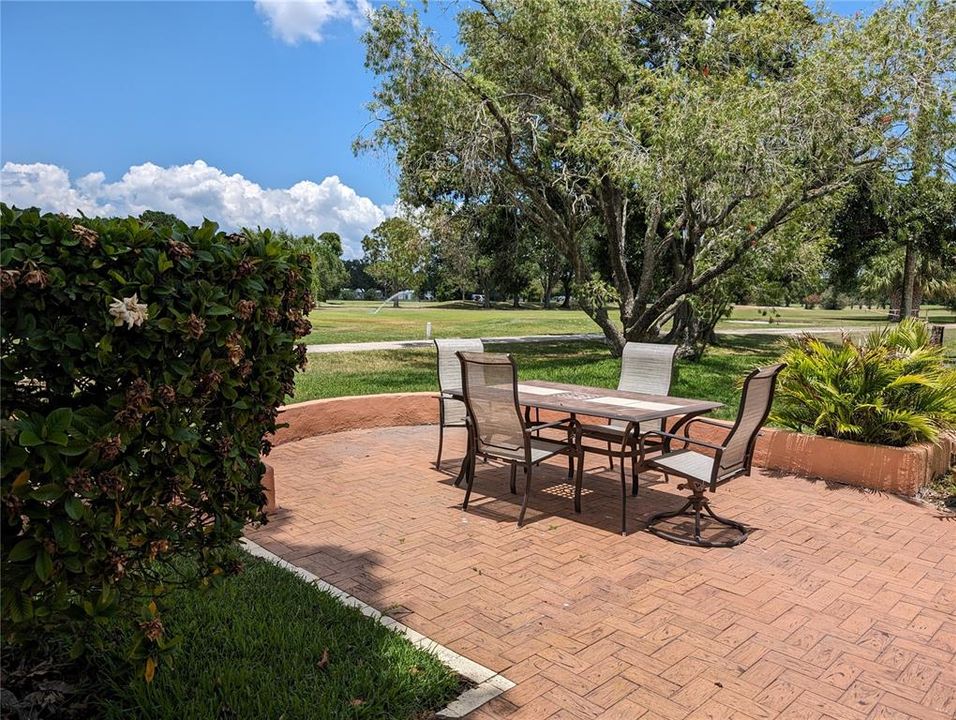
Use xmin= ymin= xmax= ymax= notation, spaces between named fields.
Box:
xmin=772 ymin=319 xmax=956 ymax=447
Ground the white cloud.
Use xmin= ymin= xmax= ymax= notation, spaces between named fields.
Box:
xmin=0 ymin=160 xmax=390 ymax=257
xmin=254 ymin=0 xmax=370 ymax=45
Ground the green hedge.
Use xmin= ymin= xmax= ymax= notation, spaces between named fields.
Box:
xmin=0 ymin=205 xmax=312 ymax=677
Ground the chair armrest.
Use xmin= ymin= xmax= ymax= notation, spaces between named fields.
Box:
xmin=638 ymin=430 xmax=725 ymax=463
xmin=528 ymin=416 xmax=573 ymax=428
xmin=679 ymin=416 xmax=732 ymax=441
xmin=681 ymin=416 xmax=729 ymax=431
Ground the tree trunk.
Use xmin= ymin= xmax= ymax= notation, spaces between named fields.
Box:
xmin=543 ymin=273 xmax=552 ymax=309
xmin=901 ymin=241 xmax=918 ymax=320
xmin=512 ymin=293 xmax=520 ymax=308
xmin=560 ymin=274 xmax=572 ymax=309
xmin=663 ymin=301 xmax=699 ymax=357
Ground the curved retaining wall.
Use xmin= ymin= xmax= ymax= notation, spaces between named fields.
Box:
xmin=261 ymin=393 xmax=954 ymax=510
xmin=684 ymin=419 xmax=954 ymax=497
xmin=271 ymin=392 xmax=439 ymax=447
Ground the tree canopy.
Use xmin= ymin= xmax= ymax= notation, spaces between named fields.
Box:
xmin=362 ymin=217 xmax=426 ymax=305
xmin=360 ymin=0 xmax=953 ymax=353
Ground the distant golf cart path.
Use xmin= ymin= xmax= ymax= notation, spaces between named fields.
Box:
xmin=305 ymin=325 xmax=929 ymax=354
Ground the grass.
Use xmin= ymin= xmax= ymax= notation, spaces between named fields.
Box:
xmin=304 ymin=300 xmax=955 ymax=346
xmin=304 ymin=300 xmax=600 ymax=344
xmin=92 ymin=549 xmax=462 ymax=720
xmin=294 ymin=335 xmax=784 ymax=421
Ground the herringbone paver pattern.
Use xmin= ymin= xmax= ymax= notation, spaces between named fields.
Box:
xmin=247 ymin=426 xmax=956 ymax=720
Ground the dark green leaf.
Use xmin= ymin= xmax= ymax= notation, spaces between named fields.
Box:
xmin=65 ymin=496 xmax=85 ymax=520
xmin=7 ymin=539 xmax=38 ymax=562
xmin=18 ymin=429 xmax=43 ymax=447
xmin=31 ymin=484 xmax=64 ymax=502
xmin=35 ymin=550 xmax=53 ymax=582
xmin=46 ymin=407 xmax=73 ymax=433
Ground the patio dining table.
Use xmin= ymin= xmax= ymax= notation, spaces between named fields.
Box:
xmin=442 ymin=380 xmax=723 ymax=488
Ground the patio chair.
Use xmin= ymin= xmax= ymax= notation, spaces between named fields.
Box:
xmin=457 ymin=351 xmax=579 ymax=527
xmin=573 ymin=342 xmax=678 ymax=531
xmin=637 ymin=364 xmax=785 ymax=548
xmin=434 ymin=338 xmax=484 ymax=469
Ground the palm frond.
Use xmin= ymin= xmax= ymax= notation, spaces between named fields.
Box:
xmin=773 ymin=320 xmax=955 ymax=447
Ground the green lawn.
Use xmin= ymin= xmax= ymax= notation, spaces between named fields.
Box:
xmin=92 ymin=550 xmax=462 ymax=720
xmin=304 ymin=300 xmax=601 ymax=344
xmin=305 ymin=300 xmax=955 ymax=345
xmin=294 ymin=335 xmax=784 ymax=421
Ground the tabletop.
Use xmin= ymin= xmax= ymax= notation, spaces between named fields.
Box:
xmin=443 ymin=379 xmax=722 ymax=424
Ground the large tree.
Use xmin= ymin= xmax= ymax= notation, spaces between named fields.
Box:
xmin=362 ymin=217 xmax=425 ymax=306
xmin=360 ymin=0 xmax=927 ymax=354
xmin=874 ymin=0 xmax=955 ymax=318
xmin=422 ymin=204 xmax=480 ymax=301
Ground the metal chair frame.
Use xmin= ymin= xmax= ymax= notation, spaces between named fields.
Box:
xmin=457 ymin=352 xmax=580 ymax=527
xmin=637 ymin=364 xmax=785 ymax=548
xmin=434 ymin=338 xmax=484 ymax=469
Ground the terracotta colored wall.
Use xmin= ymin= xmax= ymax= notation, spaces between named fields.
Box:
xmin=263 ymin=394 xmax=953 ymax=504
xmin=262 ymin=392 xmax=440 ymax=512
xmin=270 ymin=392 xmax=439 ymax=447
xmin=684 ymin=419 xmax=954 ymax=496
xmin=261 ymin=464 xmax=276 ymax=514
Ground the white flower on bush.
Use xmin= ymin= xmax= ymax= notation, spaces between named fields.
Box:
xmin=109 ymin=294 xmax=149 ymax=329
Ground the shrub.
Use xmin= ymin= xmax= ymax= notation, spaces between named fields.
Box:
xmin=819 ymin=287 xmax=847 ymax=310
xmin=802 ymin=293 xmax=821 ymax=310
xmin=0 ymin=205 xmax=312 ymax=678
xmin=772 ymin=319 xmax=956 ymax=447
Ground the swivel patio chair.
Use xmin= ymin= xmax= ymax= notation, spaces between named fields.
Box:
xmin=457 ymin=351 xmax=579 ymax=527
xmin=434 ymin=338 xmax=484 ymax=469
xmin=637 ymin=364 xmax=785 ymax=548
xmin=573 ymin=342 xmax=678 ymax=532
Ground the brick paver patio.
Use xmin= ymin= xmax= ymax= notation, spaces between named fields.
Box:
xmin=247 ymin=426 xmax=956 ymax=720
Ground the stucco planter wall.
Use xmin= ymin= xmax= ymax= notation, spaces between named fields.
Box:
xmin=685 ymin=419 xmax=954 ymax=496
xmin=261 ymin=464 xmax=277 ymax=514
xmin=271 ymin=392 xmax=439 ymax=447
xmin=261 ymin=393 xmax=954 ymax=507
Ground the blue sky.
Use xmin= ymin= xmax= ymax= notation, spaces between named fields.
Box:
xmin=0 ymin=0 xmax=878 ymax=253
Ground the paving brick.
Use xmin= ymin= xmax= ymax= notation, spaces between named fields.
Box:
xmin=246 ymin=425 xmax=956 ymax=720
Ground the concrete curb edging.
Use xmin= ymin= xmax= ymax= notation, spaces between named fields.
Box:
xmin=240 ymin=538 xmax=514 ymax=719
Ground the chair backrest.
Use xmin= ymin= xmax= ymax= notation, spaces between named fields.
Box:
xmin=618 ymin=342 xmax=677 ymax=395
xmin=717 ymin=364 xmax=786 ymax=478
xmin=457 ymin=351 xmax=525 ymax=454
xmin=435 ymin=339 xmax=484 ymax=425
